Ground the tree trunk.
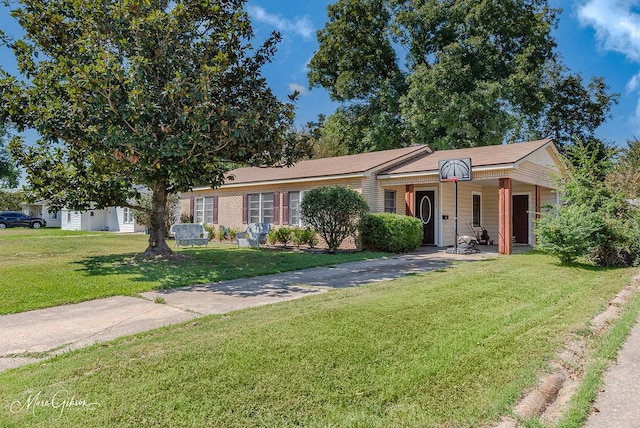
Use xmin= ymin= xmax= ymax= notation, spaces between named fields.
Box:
xmin=142 ymin=181 xmax=173 ymax=258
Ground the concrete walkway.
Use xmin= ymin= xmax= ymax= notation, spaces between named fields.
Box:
xmin=0 ymin=248 xmax=494 ymax=372
xmin=585 ymin=315 xmax=640 ymax=428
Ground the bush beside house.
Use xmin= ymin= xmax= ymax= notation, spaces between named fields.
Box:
xmin=267 ymin=227 xmax=318 ymax=249
xmin=360 ymin=213 xmax=423 ymax=253
xmin=535 ymin=204 xmax=606 ymax=264
xmin=300 ymin=186 xmax=369 ymax=253
xmin=535 ymin=140 xmax=640 ymax=266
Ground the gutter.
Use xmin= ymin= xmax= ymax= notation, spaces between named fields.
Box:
xmin=191 ymin=172 xmax=367 ymax=191
xmin=377 ymin=164 xmax=516 ymax=180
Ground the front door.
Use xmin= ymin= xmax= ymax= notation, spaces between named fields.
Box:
xmin=512 ymin=195 xmax=529 ymax=244
xmin=415 ymin=191 xmax=435 ymax=245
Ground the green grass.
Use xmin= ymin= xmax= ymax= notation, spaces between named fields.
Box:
xmin=0 ymin=228 xmax=384 ymax=315
xmin=0 ymin=253 xmax=635 ymax=427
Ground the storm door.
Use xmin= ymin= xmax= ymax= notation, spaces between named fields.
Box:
xmin=415 ymin=191 xmax=436 ymax=245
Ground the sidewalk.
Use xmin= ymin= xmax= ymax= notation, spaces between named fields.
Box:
xmin=585 ymin=314 xmax=640 ymax=428
xmin=0 ymin=249 xmax=492 ymax=372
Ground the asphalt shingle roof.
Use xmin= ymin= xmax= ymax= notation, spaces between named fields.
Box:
xmin=218 ymin=139 xmax=555 ymax=186
xmin=379 ymin=139 xmax=554 ymax=176
xmin=224 ymin=145 xmax=430 ymax=185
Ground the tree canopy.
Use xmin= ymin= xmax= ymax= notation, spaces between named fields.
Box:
xmin=0 ymin=125 xmax=19 ymax=189
xmin=607 ymin=139 xmax=640 ymax=199
xmin=309 ymin=0 xmax=618 ymax=153
xmin=1 ymin=0 xmax=312 ymax=256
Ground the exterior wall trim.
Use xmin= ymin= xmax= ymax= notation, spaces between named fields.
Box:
xmin=193 ymin=173 xmax=366 ymax=191
xmin=377 ymin=165 xmax=516 ymax=180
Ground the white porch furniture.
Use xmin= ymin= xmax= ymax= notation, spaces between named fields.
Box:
xmin=236 ymin=223 xmax=271 ymax=248
xmin=170 ymin=223 xmax=210 ymax=247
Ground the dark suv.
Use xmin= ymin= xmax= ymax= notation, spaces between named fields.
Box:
xmin=0 ymin=211 xmax=47 ymax=229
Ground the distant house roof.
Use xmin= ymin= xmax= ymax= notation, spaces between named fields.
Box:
xmin=209 ymin=145 xmax=432 ymax=188
xmin=378 ymin=139 xmax=556 ymax=177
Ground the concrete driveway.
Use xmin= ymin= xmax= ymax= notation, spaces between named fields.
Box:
xmin=0 ymin=249 xmax=497 ymax=372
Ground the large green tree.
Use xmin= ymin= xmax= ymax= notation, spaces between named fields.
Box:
xmin=309 ymin=0 xmax=617 ymax=151
xmin=0 ymin=190 xmax=23 ymax=210
xmin=0 ymin=125 xmax=19 ymax=189
xmin=1 ymin=0 xmax=310 ymax=256
xmin=535 ymin=65 xmax=618 ymax=150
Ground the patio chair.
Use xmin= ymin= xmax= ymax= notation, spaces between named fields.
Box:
xmin=236 ymin=223 xmax=271 ymax=248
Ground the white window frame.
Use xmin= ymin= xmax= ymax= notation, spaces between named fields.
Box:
xmin=123 ymin=207 xmax=134 ymax=224
xmin=472 ymin=192 xmax=482 ymax=227
xmin=384 ymin=190 xmax=397 ymax=213
xmin=195 ymin=196 xmax=215 ymax=224
xmin=248 ymin=193 xmax=274 ymax=224
xmin=288 ymin=191 xmax=306 ymax=226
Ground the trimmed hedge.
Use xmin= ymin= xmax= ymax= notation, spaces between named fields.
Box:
xmin=359 ymin=213 xmax=422 ymax=253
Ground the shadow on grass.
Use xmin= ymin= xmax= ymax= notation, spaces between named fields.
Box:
xmin=72 ymin=246 xmax=389 ymax=293
xmin=72 ymin=247 xmax=302 ymax=291
xmin=72 ymin=246 xmax=461 ymax=296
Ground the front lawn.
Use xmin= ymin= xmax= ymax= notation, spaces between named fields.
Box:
xmin=0 ymin=253 xmax=635 ymax=427
xmin=0 ymin=229 xmax=383 ymax=315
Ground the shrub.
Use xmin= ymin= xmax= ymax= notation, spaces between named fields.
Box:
xmin=535 ymin=204 xmax=605 ymax=264
xmin=267 ymin=227 xmax=294 ymax=247
xmin=301 ymin=186 xmax=369 ymax=253
xmin=275 ymin=227 xmax=293 ymax=246
xmin=292 ymin=228 xmax=319 ymax=248
xmin=217 ymin=226 xmax=231 ymax=241
xmin=589 ymin=209 xmax=640 ymax=267
xmin=227 ymin=228 xmax=237 ymax=240
xmin=267 ymin=229 xmax=277 ymax=246
xmin=536 ymin=139 xmax=640 ymax=267
xmin=359 ymin=213 xmax=423 ymax=253
xmin=203 ymin=223 xmax=215 ymax=241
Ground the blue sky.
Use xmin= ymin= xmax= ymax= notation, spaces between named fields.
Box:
xmin=1 ymin=1 xmax=640 ymax=149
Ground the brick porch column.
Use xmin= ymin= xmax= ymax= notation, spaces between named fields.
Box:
xmin=405 ymin=185 xmax=415 ymax=217
xmin=498 ymin=178 xmax=513 ymax=255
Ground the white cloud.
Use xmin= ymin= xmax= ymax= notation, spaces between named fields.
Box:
xmin=631 ymin=98 xmax=640 ymax=134
xmin=627 ymin=71 xmax=640 ymax=93
xmin=247 ymin=5 xmax=314 ymax=40
xmin=577 ymin=0 xmax=640 ymax=61
xmin=577 ymin=1 xmax=640 ymax=134
xmin=288 ymin=83 xmax=308 ymax=95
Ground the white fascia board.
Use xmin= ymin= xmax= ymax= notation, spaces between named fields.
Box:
xmin=377 ymin=164 xmax=515 ymax=180
xmin=377 ymin=171 xmax=439 ymax=180
xmin=191 ymin=173 xmax=366 ymax=191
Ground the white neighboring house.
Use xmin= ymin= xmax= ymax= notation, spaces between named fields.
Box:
xmin=61 ymin=206 xmax=145 ymax=232
xmin=22 ymin=200 xmax=61 ymax=228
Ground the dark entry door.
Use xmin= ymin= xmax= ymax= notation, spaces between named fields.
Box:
xmin=415 ymin=191 xmax=435 ymax=245
xmin=512 ymin=195 xmax=529 ymax=244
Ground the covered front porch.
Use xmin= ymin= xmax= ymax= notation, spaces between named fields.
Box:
xmin=397 ymin=179 xmax=556 ymax=255
xmin=375 ymin=140 xmax=563 ymax=255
